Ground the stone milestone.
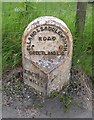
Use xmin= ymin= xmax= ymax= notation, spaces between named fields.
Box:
xmin=22 ymin=16 xmax=73 ymax=97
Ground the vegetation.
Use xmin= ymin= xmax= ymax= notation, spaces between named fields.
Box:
xmin=2 ymin=74 xmax=22 ymax=94
xmin=50 ymin=90 xmax=59 ymax=98
xmin=60 ymin=93 xmax=73 ymax=112
xmin=2 ymin=2 xmax=92 ymax=76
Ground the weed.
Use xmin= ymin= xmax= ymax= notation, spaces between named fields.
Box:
xmin=60 ymin=93 xmax=73 ymax=112
xmin=2 ymin=84 xmax=4 ymax=92
xmin=50 ymin=90 xmax=59 ymax=98
xmin=3 ymin=74 xmax=22 ymax=95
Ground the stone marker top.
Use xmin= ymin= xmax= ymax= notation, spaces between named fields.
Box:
xmin=22 ymin=16 xmax=73 ymax=74
xmin=23 ymin=16 xmax=72 ymax=37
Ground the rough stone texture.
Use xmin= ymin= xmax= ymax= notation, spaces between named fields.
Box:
xmin=22 ymin=16 xmax=73 ymax=96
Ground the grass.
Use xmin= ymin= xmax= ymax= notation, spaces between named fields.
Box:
xmin=2 ymin=2 xmax=92 ymax=76
xmin=50 ymin=90 xmax=59 ymax=98
xmin=60 ymin=93 xmax=73 ymax=112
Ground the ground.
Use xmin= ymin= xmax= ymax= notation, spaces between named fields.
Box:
xmin=2 ymin=95 xmax=92 ymax=118
xmin=2 ymin=67 xmax=92 ymax=118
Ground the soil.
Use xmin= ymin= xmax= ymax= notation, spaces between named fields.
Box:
xmin=1 ymin=67 xmax=93 ymax=118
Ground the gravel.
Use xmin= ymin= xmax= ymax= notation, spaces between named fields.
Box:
xmin=2 ymin=67 xmax=93 ymax=118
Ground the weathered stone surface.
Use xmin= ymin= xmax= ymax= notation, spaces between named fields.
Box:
xmin=22 ymin=16 xmax=73 ymax=96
